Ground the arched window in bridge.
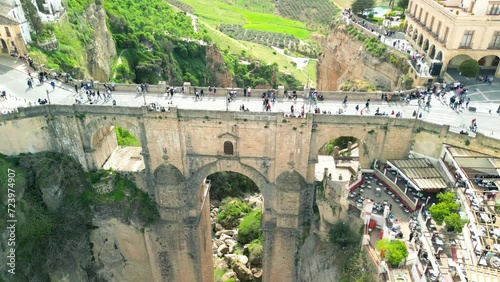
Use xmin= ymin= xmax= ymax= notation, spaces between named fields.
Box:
xmin=224 ymin=141 xmax=234 ymax=155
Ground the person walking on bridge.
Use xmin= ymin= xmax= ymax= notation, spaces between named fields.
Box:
xmin=342 ymin=95 xmax=348 ymax=107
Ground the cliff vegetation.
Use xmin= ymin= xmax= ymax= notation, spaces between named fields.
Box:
xmin=0 ymin=152 xmax=159 ymax=281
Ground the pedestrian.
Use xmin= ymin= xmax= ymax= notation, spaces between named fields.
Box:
xmin=243 ymin=87 xmax=247 ymax=97
xmin=50 ymin=81 xmax=56 ymax=90
xmin=466 ymin=98 xmax=470 ymax=108
xmin=75 ymin=84 xmax=78 ymax=93
xmin=291 ymin=105 xmax=294 ymax=114
xmin=214 ymin=87 xmax=217 ymax=95
xmin=342 ymin=95 xmax=347 ymax=107
xmin=200 ymin=88 xmax=204 ymax=97
xmin=355 ymin=105 xmax=359 ymax=112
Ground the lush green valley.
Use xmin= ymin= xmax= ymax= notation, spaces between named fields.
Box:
xmin=27 ymin=0 xmax=309 ymax=89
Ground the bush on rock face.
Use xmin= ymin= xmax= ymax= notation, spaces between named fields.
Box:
xmin=217 ymin=198 xmax=252 ymax=229
xmin=237 ymin=210 xmax=262 ymax=245
xmin=248 ymin=239 xmax=263 ymax=267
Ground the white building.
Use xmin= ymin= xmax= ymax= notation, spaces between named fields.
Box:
xmin=0 ymin=0 xmax=32 ymax=43
xmin=0 ymin=0 xmax=64 ymax=45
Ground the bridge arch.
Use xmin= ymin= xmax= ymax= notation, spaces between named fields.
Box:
xmin=188 ymin=159 xmax=270 ymax=200
xmin=87 ymin=117 xmax=143 ymax=170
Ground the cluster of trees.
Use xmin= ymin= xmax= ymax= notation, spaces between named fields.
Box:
xmin=223 ymin=53 xmax=303 ymax=89
xmin=429 ymin=191 xmax=467 ymax=232
xmin=351 ymin=0 xmax=409 ymax=15
xmin=104 ymin=0 xmax=216 ymax=84
xmin=376 ymin=238 xmax=408 ymax=267
xmin=329 ymin=221 xmax=376 ymax=281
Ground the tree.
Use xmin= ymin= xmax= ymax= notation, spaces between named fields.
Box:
xmin=329 ymin=221 xmax=361 ymax=252
xmin=376 ymin=239 xmax=408 ymax=267
xmin=20 ymin=0 xmax=43 ymax=35
xmin=459 ymin=59 xmax=479 ymax=78
xmin=351 ymin=0 xmax=376 ymax=15
xmin=444 ymin=213 xmax=467 ymax=232
xmin=429 ymin=202 xmax=451 ymax=225
xmin=397 ymin=0 xmax=409 ymax=9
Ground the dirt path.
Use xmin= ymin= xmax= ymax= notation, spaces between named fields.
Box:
xmin=113 ymin=49 xmax=127 ymax=79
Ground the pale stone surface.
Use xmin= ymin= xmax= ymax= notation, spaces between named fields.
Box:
xmin=2 ymin=106 xmax=500 ymax=282
xmin=317 ymin=28 xmax=402 ymax=91
xmin=90 ymin=218 xmax=153 ymax=282
xmin=217 ymin=244 xmax=229 ymax=257
xmin=84 ymin=4 xmax=117 ymax=81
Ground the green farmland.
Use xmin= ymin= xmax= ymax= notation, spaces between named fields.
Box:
xmin=179 ymin=0 xmax=312 ymax=39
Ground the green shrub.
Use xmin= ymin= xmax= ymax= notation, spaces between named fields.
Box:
xmin=115 ymin=126 xmax=141 ymax=146
xmin=376 ymin=239 xmax=408 ymax=267
xmin=459 ymin=59 xmax=479 ymax=78
xmin=217 ymin=198 xmax=252 ymax=229
xmin=329 ymin=221 xmax=361 ymax=252
xmin=248 ymin=238 xmax=263 ymax=267
xmin=237 ymin=209 xmax=262 ymax=244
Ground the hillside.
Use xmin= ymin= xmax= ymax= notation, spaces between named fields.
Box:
xmin=27 ymin=0 xmax=305 ymax=89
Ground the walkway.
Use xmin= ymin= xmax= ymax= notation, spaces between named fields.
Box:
xmin=1 ymin=55 xmax=499 ymax=139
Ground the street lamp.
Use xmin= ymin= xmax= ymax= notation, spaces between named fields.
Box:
xmin=46 ymin=89 xmax=50 ymax=104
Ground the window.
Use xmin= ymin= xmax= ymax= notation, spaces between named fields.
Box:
xmin=460 ymin=31 xmax=474 ymax=48
xmin=490 ymin=31 xmax=500 ymax=49
xmin=443 ymin=27 xmax=450 ymax=42
xmin=424 ymin=12 xmax=428 ymax=25
xmin=223 ymin=141 xmax=234 ymax=155
xmin=413 ymin=4 xmax=418 ymax=16
xmin=5 ymin=27 xmax=11 ymax=37
xmin=419 ymin=8 xmax=423 ymax=21
xmin=436 ymin=21 xmax=442 ymax=36
xmin=488 ymin=4 xmax=500 ymax=15
xmin=409 ymin=1 xmax=413 ymax=12
xmin=430 ymin=17 xmax=435 ymax=31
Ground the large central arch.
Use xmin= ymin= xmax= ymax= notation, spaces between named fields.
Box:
xmin=150 ymin=156 xmax=309 ymax=282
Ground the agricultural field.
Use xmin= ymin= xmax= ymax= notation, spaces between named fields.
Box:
xmin=177 ymin=0 xmax=312 ymax=39
xmin=218 ymin=24 xmax=319 ymax=57
xmin=275 ymin=0 xmax=340 ymax=26
xmin=169 ymin=0 xmax=320 ymax=86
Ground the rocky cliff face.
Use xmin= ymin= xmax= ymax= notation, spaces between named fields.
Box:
xmin=84 ymin=3 xmax=116 ymax=81
xmin=206 ymin=44 xmax=232 ymax=87
xmin=316 ymin=28 xmax=402 ymax=91
xmin=296 ymin=231 xmax=339 ymax=282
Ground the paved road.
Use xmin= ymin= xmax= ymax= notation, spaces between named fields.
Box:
xmin=1 ymin=55 xmax=500 ymax=139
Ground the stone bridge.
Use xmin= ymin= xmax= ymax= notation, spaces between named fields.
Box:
xmin=1 ymin=105 xmax=499 ymax=281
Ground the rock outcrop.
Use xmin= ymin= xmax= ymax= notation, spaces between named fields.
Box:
xmin=316 ymin=28 xmax=402 ymax=91
xmin=84 ymin=3 xmax=116 ymax=81
xmin=90 ymin=217 xmax=153 ymax=281
xmin=206 ymin=44 xmax=232 ymax=87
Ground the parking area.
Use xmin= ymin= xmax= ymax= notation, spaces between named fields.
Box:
xmin=349 ymin=173 xmax=418 ymax=241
